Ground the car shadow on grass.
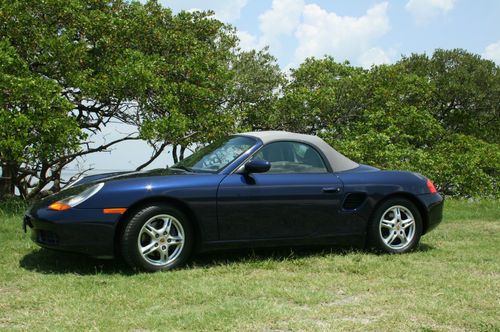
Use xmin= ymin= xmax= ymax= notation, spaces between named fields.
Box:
xmin=19 ymin=249 xmax=135 ymax=275
xmin=19 ymin=243 xmax=435 ymax=275
xmin=187 ymin=242 xmax=435 ymax=269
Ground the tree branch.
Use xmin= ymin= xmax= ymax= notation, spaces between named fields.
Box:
xmin=135 ymin=142 xmax=169 ymax=171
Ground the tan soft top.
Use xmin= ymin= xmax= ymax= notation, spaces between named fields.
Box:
xmin=237 ymin=131 xmax=359 ymax=172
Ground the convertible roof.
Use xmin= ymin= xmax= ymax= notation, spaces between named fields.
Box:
xmin=238 ymin=131 xmax=359 ymax=172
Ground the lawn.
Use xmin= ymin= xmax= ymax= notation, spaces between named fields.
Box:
xmin=0 ymin=199 xmax=499 ymax=331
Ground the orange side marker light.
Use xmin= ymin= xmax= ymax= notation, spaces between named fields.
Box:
xmin=103 ymin=208 xmax=127 ymax=214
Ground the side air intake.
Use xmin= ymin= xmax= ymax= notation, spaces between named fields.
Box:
xmin=342 ymin=193 xmax=366 ymax=210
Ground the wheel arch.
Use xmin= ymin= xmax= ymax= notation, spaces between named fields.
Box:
xmin=113 ymin=196 xmax=202 ymax=257
xmin=368 ymin=192 xmax=429 ymax=235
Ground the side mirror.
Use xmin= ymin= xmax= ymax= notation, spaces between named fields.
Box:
xmin=244 ymin=160 xmax=271 ymax=174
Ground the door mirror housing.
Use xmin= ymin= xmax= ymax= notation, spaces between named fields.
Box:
xmin=244 ymin=160 xmax=271 ymax=174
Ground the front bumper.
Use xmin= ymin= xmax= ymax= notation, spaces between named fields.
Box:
xmin=23 ymin=208 xmax=120 ymax=258
xmin=417 ymin=193 xmax=444 ymax=234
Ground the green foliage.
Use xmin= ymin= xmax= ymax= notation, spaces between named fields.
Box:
xmin=135 ymin=8 xmax=240 ymax=145
xmin=0 ymin=39 xmax=82 ymax=170
xmin=285 ymin=56 xmax=499 ymax=197
xmin=426 ymin=135 xmax=499 ymax=197
xmin=229 ymin=48 xmax=285 ymax=131
xmin=0 ymin=0 xmax=243 ymax=197
xmin=0 ymin=0 xmax=498 ymax=199
xmin=279 ymin=57 xmax=366 ymax=134
xmin=324 ymin=64 xmax=442 ymax=169
xmin=0 ymin=195 xmax=27 ymax=216
xmin=399 ymin=49 xmax=500 ymax=144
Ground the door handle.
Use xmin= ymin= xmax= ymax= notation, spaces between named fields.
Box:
xmin=322 ymin=187 xmax=341 ymax=193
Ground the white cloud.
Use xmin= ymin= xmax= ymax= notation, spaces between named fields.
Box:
xmin=237 ymin=31 xmax=259 ymax=51
xmin=238 ymin=0 xmax=305 ymax=55
xmin=162 ymin=0 xmax=248 ymax=22
xmin=215 ymin=0 xmax=248 ymax=22
xmin=483 ymin=40 xmax=500 ymax=65
xmin=358 ymin=47 xmax=391 ymax=68
xmin=405 ymin=0 xmax=456 ymax=24
xmin=259 ymin=0 xmax=305 ymax=41
xmin=237 ymin=1 xmax=393 ymax=68
xmin=293 ymin=2 xmax=391 ymax=66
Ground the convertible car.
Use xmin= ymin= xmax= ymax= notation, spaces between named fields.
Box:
xmin=23 ymin=131 xmax=443 ymax=271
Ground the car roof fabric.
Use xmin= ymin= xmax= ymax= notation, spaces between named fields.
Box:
xmin=237 ymin=131 xmax=359 ymax=172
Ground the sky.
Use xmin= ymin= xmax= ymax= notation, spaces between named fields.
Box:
xmin=73 ymin=0 xmax=500 ymax=174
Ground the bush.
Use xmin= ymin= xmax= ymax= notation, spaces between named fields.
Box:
xmin=426 ymin=135 xmax=499 ymax=197
xmin=0 ymin=196 xmax=28 ymax=216
xmin=326 ymin=131 xmax=499 ymax=198
xmin=295 ymin=59 xmax=500 ymax=198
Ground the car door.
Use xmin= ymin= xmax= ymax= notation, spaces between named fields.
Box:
xmin=217 ymin=141 xmax=345 ymax=241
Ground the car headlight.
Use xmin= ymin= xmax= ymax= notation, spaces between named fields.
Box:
xmin=48 ymin=183 xmax=104 ymax=211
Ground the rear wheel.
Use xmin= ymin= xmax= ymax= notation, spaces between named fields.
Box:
xmin=121 ymin=204 xmax=193 ymax=271
xmin=368 ymin=198 xmax=422 ymax=253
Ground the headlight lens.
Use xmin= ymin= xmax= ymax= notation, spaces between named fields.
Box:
xmin=48 ymin=183 xmax=104 ymax=211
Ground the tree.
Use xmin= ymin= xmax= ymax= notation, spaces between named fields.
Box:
xmin=135 ymin=9 xmax=239 ymax=165
xmin=0 ymin=0 xmax=241 ymax=197
xmin=228 ymin=48 xmax=285 ymax=131
xmin=137 ymin=38 xmax=285 ymax=165
xmin=278 ymin=57 xmax=366 ymax=135
xmin=0 ymin=40 xmax=82 ymax=199
xmin=425 ymin=134 xmax=499 ymax=197
xmin=1 ymin=0 xmax=498 ymax=199
xmin=279 ymin=57 xmax=499 ymax=197
xmin=398 ymin=49 xmax=500 ymax=144
xmin=1 ymin=0 xmax=157 ymax=197
xmin=324 ymin=64 xmax=443 ymax=169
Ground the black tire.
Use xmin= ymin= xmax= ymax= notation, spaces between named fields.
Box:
xmin=367 ymin=198 xmax=423 ymax=253
xmin=121 ymin=204 xmax=194 ymax=271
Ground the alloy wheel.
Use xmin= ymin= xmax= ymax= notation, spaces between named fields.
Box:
xmin=137 ymin=214 xmax=185 ymax=266
xmin=379 ymin=205 xmax=416 ymax=250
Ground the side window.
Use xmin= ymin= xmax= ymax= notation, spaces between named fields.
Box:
xmin=251 ymin=141 xmax=328 ymax=173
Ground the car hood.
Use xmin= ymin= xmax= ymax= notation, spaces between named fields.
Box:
xmin=30 ymin=168 xmax=193 ymax=211
xmin=71 ymin=168 xmax=189 ymax=187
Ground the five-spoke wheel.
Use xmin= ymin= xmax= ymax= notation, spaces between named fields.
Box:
xmin=368 ymin=198 xmax=422 ymax=253
xmin=138 ymin=214 xmax=185 ymax=266
xmin=121 ymin=204 xmax=193 ymax=271
xmin=379 ymin=205 xmax=416 ymax=250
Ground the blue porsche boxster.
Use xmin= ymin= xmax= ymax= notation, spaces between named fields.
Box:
xmin=23 ymin=131 xmax=443 ymax=271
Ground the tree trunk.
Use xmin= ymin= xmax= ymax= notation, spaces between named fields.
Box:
xmin=172 ymin=145 xmax=179 ymax=164
xmin=179 ymin=145 xmax=186 ymax=161
xmin=0 ymin=163 xmax=16 ymax=200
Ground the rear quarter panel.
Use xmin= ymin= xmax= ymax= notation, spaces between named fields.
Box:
xmin=336 ymin=168 xmax=432 ymax=233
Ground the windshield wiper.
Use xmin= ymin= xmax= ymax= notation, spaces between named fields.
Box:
xmin=170 ymin=165 xmax=194 ymax=173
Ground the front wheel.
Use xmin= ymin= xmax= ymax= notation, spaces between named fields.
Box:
xmin=121 ymin=204 xmax=193 ymax=271
xmin=368 ymin=198 xmax=423 ymax=253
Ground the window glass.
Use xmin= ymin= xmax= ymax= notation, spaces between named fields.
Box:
xmin=174 ymin=136 xmax=255 ymax=173
xmin=251 ymin=141 xmax=328 ymax=173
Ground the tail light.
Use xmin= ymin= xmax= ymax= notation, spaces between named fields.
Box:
xmin=426 ymin=179 xmax=437 ymax=194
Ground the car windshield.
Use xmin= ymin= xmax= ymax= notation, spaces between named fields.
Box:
xmin=172 ymin=136 xmax=256 ymax=173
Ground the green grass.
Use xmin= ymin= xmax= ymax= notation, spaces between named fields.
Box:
xmin=0 ymin=199 xmax=499 ymax=331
